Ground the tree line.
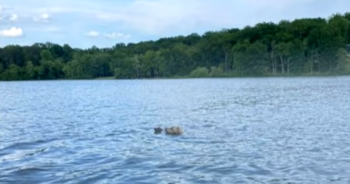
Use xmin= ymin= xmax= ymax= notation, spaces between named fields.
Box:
xmin=1 ymin=12 xmax=350 ymax=80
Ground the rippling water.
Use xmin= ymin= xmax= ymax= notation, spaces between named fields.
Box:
xmin=1 ymin=77 xmax=350 ymax=184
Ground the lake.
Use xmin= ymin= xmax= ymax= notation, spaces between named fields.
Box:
xmin=1 ymin=77 xmax=350 ymax=184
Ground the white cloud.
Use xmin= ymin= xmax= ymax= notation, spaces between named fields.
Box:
xmin=84 ymin=31 xmax=131 ymax=39
xmin=3 ymin=0 xmax=350 ymax=35
xmin=1 ymin=0 xmax=350 ymax=48
xmin=33 ymin=13 xmax=51 ymax=23
xmin=0 ymin=27 xmax=23 ymax=37
xmin=104 ymin=32 xmax=131 ymax=39
xmin=9 ymin=14 xmax=18 ymax=21
xmin=85 ymin=31 xmax=99 ymax=37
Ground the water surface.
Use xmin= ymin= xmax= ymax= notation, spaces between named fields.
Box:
xmin=1 ymin=77 xmax=350 ymax=183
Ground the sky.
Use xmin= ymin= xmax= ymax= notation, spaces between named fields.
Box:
xmin=0 ymin=0 xmax=349 ymax=49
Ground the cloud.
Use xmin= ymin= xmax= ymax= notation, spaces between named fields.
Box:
xmin=1 ymin=0 xmax=350 ymax=48
xmin=0 ymin=6 xmax=20 ymax=23
xmin=85 ymin=31 xmax=131 ymax=39
xmin=3 ymin=1 xmax=350 ymax=34
xmin=9 ymin=14 xmax=18 ymax=21
xmin=104 ymin=32 xmax=131 ymax=39
xmin=85 ymin=31 xmax=99 ymax=37
xmin=33 ymin=13 xmax=51 ymax=23
xmin=0 ymin=27 xmax=24 ymax=37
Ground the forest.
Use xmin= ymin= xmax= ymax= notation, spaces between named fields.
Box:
xmin=0 ymin=12 xmax=350 ymax=80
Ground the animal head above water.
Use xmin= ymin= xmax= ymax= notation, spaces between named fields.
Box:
xmin=154 ymin=127 xmax=163 ymax=134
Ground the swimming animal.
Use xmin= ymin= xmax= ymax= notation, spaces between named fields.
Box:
xmin=154 ymin=127 xmax=163 ymax=134
xmin=165 ymin=126 xmax=183 ymax=135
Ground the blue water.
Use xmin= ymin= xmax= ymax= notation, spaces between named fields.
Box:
xmin=1 ymin=77 xmax=350 ymax=184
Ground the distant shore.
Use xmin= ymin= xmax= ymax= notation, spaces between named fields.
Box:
xmin=1 ymin=73 xmax=349 ymax=82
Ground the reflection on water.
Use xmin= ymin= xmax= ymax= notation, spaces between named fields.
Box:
xmin=1 ymin=77 xmax=350 ymax=183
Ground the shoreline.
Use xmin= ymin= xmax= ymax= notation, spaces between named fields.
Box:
xmin=1 ymin=74 xmax=349 ymax=82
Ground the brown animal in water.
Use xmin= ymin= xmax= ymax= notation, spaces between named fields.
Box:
xmin=165 ymin=126 xmax=183 ymax=135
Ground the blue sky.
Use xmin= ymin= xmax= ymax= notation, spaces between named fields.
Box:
xmin=0 ymin=0 xmax=349 ymax=49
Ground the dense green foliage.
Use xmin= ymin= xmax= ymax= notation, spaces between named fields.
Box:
xmin=1 ymin=12 xmax=350 ymax=80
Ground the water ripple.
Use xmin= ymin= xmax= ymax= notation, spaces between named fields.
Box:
xmin=1 ymin=77 xmax=350 ymax=183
